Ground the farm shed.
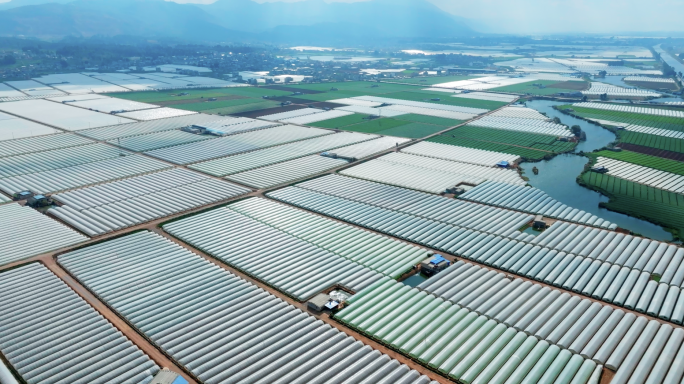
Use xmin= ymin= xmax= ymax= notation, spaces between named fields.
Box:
xmin=336 ymin=277 xmax=596 ymax=384
xmin=144 ymin=125 xmax=332 ymax=165
xmin=0 ymin=203 xmax=87 ymax=266
xmin=49 ymin=168 xmax=250 ymax=236
xmin=402 ymin=142 xmax=520 ymax=167
xmin=58 ymin=231 xmax=439 ymax=384
xmin=0 ymin=263 xmax=160 ymax=383
xmin=0 ymin=155 xmax=172 ymax=195
xmin=460 ymin=181 xmax=618 ymax=229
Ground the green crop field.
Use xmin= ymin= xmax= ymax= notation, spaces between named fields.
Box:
xmin=171 ymin=97 xmax=267 ymax=112
xmin=559 ymin=105 xmax=684 ymax=132
xmin=306 ymin=113 xmax=370 ymax=128
xmin=394 ymin=114 xmax=463 ymax=127
xmin=381 ymin=75 xmax=475 ymax=85
xmin=491 ymin=80 xmax=589 ymax=96
xmin=291 ymin=91 xmax=367 ymax=102
xmin=286 ymin=81 xmax=419 ymax=94
xmin=582 ymin=171 xmax=684 ymax=237
xmin=198 ymin=100 xmax=282 ymax=115
xmin=380 ymin=91 xmax=507 ymax=110
xmin=590 ymin=150 xmax=684 ymax=175
xmin=310 ymin=113 xmax=459 ymax=138
xmin=372 ymin=122 xmax=446 ymax=138
xmin=619 ymin=131 xmax=684 ymax=153
xmin=430 ymin=126 xmax=576 ymax=155
xmin=428 ymin=135 xmax=557 ymax=160
xmin=108 ymin=86 xmax=290 ymax=103
xmin=335 ymin=118 xmax=410 ymax=134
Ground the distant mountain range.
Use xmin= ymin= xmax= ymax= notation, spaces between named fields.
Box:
xmin=0 ymin=0 xmax=475 ymax=43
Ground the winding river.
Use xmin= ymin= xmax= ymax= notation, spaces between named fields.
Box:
xmin=523 ymin=100 xmax=673 ymax=241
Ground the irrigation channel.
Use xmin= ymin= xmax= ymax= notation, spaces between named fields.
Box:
xmin=523 ymin=99 xmax=673 ymax=241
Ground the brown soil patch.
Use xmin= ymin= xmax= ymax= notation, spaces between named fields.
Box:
xmin=548 ymin=81 xmax=590 ymax=90
xmin=620 ymin=143 xmax=684 ymax=161
xmin=269 ymin=96 xmax=318 ymax=104
xmin=155 ymin=95 xmax=247 ymax=106
xmin=262 ymin=85 xmax=323 ymax=94
xmin=230 ymin=104 xmax=307 ymax=118
xmin=308 ymin=101 xmax=348 ymax=109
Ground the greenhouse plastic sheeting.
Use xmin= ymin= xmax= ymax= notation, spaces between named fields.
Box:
xmin=332 ymin=136 xmax=411 ymax=159
xmin=418 ymin=259 xmax=684 ymax=376
xmin=164 ymin=208 xmax=382 ymax=300
xmin=145 ymin=125 xmax=332 ymax=165
xmin=0 ymin=203 xmax=87 ymax=266
xmin=58 ymin=231 xmax=439 ymax=384
xmin=116 ymin=107 xmax=196 ymax=121
xmin=573 ymin=102 xmax=684 ymax=118
xmin=259 ymin=108 xmax=324 ymax=122
xmin=106 ymin=129 xmax=215 ymax=152
xmin=0 ymin=263 xmax=159 ymax=384
xmin=340 ymin=152 xmax=525 ymax=194
xmin=0 ymin=155 xmax=172 ymax=195
xmin=0 ymin=133 xmax=94 ymax=158
xmin=78 ymin=114 xmax=228 ymax=141
xmin=531 ymin=221 xmax=684 ymax=287
xmin=402 ymin=142 xmax=520 ymax=167
xmin=0 ymin=143 xmax=132 ymax=178
xmin=0 ymin=192 xmax=10 ymax=204
xmin=50 ymin=169 xmax=250 ymax=236
xmin=227 ymin=155 xmax=347 ymax=189
xmin=0 ymin=99 xmax=136 ymax=131
xmin=353 ymin=96 xmax=488 ymax=115
xmin=281 ymin=110 xmax=354 ymax=125
xmin=294 ymin=175 xmax=533 ymax=238
xmin=452 ymin=91 xmax=518 ymax=102
xmin=189 ymin=131 xmax=378 ymax=177
xmin=594 ymin=157 xmax=684 ymax=194
xmin=224 ymin=197 xmax=427 ymax=278
xmin=624 ymin=124 xmax=684 ymax=139
xmin=460 ymin=181 xmax=618 ymax=229
xmin=490 ymin=106 xmax=549 ymax=120
xmin=335 ymin=277 xmax=592 ymax=384
xmin=468 ymin=116 xmax=572 ymax=137
xmin=268 ymin=185 xmax=684 ymax=322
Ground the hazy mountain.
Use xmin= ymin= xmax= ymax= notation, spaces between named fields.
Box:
xmin=0 ymin=0 xmax=474 ymax=42
xmin=203 ymin=0 xmax=473 ymax=38
xmin=0 ymin=0 xmax=74 ymax=11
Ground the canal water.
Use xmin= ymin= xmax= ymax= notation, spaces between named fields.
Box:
xmin=523 ymin=100 xmax=673 ymax=241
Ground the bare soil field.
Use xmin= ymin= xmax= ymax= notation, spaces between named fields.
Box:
xmin=620 ymin=143 xmax=684 ymax=161
xmin=230 ymin=104 xmax=307 ymax=118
